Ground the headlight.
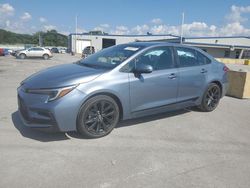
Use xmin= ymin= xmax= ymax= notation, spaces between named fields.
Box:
xmin=26 ymin=85 xmax=78 ymax=102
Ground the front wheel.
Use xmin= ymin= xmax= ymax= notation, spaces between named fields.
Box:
xmin=43 ymin=54 xmax=49 ymax=60
xmin=77 ymin=95 xmax=120 ymax=138
xmin=19 ymin=53 xmax=26 ymax=59
xmin=198 ymin=83 xmax=221 ymax=112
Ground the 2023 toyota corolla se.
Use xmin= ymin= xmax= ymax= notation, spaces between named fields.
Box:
xmin=17 ymin=42 xmax=229 ymax=138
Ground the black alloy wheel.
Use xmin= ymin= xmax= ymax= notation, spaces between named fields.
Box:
xmin=77 ymin=95 xmax=119 ymax=138
xmin=199 ymin=83 xmax=221 ymax=112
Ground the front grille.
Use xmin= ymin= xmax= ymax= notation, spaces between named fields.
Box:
xmin=18 ymin=95 xmax=30 ymax=121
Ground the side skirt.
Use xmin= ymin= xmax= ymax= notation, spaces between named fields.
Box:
xmin=130 ymin=97 xmax=199 ymax=119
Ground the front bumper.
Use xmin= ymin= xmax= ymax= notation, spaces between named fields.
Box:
xmin=17 ymin=86 xmax=87 ymax=132
xmin=18 ymin=95 xmax=58 ymax=129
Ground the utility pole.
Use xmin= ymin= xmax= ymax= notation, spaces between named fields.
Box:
xmin=75 ymin=15 xmax=78 ymax=54
xmin=39 ymin=32 xmax=43 ymax=46
xmin=180 ymin=12 xmax=185 ymax=44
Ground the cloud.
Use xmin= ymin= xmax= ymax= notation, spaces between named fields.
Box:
xmin=100 ymin=24 xmax=110 ymax=28
xmin=93 ymin=24 xmax=111 ymax=33
xmin=131 ymin=24 xmax=150 ymax=35
xmin=5 ymin=20 xmax=10 ymax=27
xmin=76 ymin=27 xmax=87 ymax=33
xmin=151 ymin=18 xmax=162 ymax=25
xmin=0 ymin=3 xmax=15 ymax=31
xmin=110 ymin=25 xmax=130 ymax=35
xmin=226 ymin=5 xmax=250 ymax=23
xmin=0 ymin=3 xmax=15 ymax=16
xmin=1 ymin=3 xmax=250 ymax=37
xmin=39 ymin=17 xmax=47 ymax=23
xmin=219 ymin=22 xmax=250 ymax=36
xmin=43 ymin=24 xmax=57 ymax=31
xmin=20 ymin=12 xmax=31 ymax=21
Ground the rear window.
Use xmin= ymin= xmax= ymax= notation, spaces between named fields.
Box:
xmin=196 ymin=51 xmax=211 ymax=64
xmin=176 ymin=47 xmax=211 ymax=67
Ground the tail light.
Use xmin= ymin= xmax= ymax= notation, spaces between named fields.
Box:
xmin=223 ymin=65 xmax=229 ymax=72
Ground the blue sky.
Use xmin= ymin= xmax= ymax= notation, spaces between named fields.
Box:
xmin=0 ymin=0 xmax=250 ymax=36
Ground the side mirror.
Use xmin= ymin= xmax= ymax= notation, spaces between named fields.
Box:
xmin=133 ymin=64 xmax=153 ymax=74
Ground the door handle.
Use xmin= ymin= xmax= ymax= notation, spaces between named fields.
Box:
xmin=201 ymin=69 xmax=207 ymax=73
xmin=168 ymin=73 xmax=177 ymax=79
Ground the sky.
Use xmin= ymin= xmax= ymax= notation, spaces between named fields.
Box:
xmin=0 ymin=0 xmax=250 ymax=37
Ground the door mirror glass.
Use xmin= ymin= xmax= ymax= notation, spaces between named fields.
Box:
xmin=133 ymin=63 xmax=153 ymax=74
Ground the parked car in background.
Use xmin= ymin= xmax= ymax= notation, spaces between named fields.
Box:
xmin=17 ymin=42 xmax=229 ymax=138
xmin=50 ymin=47 xmax=59 ymax=53
xmin=11 ymin=49 xmax=23 ymax=57
xmin=3 ymin=48 xmax=13 ymax=55
xmin=0 ymin=48 xmax=4 ymax=56
xmin=58 ymin=47 xmax=67 ymax=53
xmin=82 ymin=46 xmax=95 ymax=58
xmin=16 ymin=47 xmax=52 ymax=60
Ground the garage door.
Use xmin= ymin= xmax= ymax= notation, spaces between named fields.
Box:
xmin=76 ymin=40 xmax=91 ymax=54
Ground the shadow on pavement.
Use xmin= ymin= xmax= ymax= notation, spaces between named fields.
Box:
xmin=68 ymin=109 xmax=190 ymax=139
xmin=11 ymin=111 xmax=69 ymax=142
xmin=12 ymin=109 xmax=190 ymax=141
xmin=117 ymin=109 xmax=190 ymax=128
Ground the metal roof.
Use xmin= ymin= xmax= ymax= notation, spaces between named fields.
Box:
xmin=184 ymin=41 xmax=250 ymax=49
xmin=186 ymin=36 xmax=250 ymax=39
xmin=68 ymin=33 xmax=180 ymax=38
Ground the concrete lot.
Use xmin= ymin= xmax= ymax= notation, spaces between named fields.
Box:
xmin=0 ymin=54 xmax=250 ymax=188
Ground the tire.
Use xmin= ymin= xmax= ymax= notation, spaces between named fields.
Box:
xmin=43 ymin=54 xmax=49 ymax=60
xmin=77 ymin=95 xmax=120 ymax=138
xmin=19 ymin=53 xmax=26 ymax=59
xmin=198 ymin=83 xmax=221 ymax=112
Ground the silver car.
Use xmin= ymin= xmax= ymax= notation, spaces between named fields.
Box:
xmin=16 ymin=47 xmax=52 ymax=60
xmin=17 ymin=42 xmax=229 ymax=138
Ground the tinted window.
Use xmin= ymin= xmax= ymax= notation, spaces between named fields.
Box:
xmin=197 ymin=51 xmax=211 ymax=64
xmin=176 ymin=47 xmax=198 ymax=67
xmin=29 ymin=48 xmax=43 ymax=51
xmin=136 ymin=47 xmax=174 ymax=70
xmin=34 ymin=48 xmax=44 ymax=51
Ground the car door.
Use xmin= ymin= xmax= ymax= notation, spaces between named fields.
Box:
xmin=32 ymin=47 xmax=44 ymax=57
xmin=129 ymin=46 xmax=178 ymax=113
xmin=175 ymin=47 xmax=209 ymax=102
xmin=26 ymin=48 xmax=35 ymax=57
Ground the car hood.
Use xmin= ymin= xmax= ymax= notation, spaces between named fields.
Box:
xmin=22 ymin=63 xmax=107 ymax=89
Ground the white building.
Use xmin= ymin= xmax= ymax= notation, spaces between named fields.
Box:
xmin=68 ymin=33 xmax=180 ymax=54
xmin=184 ymin=36 xmax=250 ymax=59
xmin=68 ymin=33 xmax=250 ymax=59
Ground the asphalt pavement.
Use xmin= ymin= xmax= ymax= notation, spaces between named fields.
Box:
xmin=1 ymin=54 xmax=250 ymax=188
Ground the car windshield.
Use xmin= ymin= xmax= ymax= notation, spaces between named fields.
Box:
xmin=79 ymin=44 xmax=143 ymax=69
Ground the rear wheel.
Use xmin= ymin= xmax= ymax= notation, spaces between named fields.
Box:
xmin=19 ymin=53 xmax=26 ymax=59
xmin=43 ymin=54 xmax=49 ymax=60
xmin=77 ymin=95 xmax=120 ymax=138
xmin=199 ymin=83 xmax=221 ymax=112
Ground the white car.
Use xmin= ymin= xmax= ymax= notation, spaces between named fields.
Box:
xmin=58 ymin=47 xmax=67 ymax=53
xmin=16 ymin=47 xmax=53 ymax=60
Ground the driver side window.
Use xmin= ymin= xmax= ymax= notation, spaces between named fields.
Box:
xmin=135 ymin=46 xmax=174 ymax=71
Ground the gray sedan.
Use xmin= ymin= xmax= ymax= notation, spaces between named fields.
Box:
xmin=17 ymin=42 xmax=229 ymax=138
